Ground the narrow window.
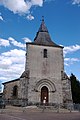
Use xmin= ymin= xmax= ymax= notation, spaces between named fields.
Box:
xmin=13 ymin=85 xmax=18 ymax=97
xmin=44 ymin=49 xmax=47 ymax=58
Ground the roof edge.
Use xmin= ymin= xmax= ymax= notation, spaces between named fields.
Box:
xmin=2 ymin=78 xmax=20 ymax=85
xmin=26 ymin=42 xmax=64 ymax=48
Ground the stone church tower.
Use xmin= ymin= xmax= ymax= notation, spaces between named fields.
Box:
xmin=3 ymin=19 xmax=72 ymax=106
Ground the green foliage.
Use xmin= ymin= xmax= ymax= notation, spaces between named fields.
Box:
xmin=70 ymin=73 xmax=80 ymax=103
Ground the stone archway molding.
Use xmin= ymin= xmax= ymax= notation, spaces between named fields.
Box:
xmin=35 ymin=79 xmax=56 ymax=92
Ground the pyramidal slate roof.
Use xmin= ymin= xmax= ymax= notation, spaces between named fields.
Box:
xmin=32 ymin=19 xmax=63 ymax=48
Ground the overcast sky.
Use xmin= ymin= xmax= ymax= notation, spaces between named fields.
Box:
xmin=0 ymin=0 xmax=80 ymax=90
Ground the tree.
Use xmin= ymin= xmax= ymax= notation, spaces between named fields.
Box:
xmin=70 ymin=73 xmax=80 ymax=103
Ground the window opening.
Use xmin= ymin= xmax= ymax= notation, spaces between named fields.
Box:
xmin=13 ymin=85 xmax=18 ymax=97
xmin=44 ymin=49 xmax=47 ymax=58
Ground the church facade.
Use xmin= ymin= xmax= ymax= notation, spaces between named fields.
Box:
xmin=3 ymin=19 xmax=72 ymax=106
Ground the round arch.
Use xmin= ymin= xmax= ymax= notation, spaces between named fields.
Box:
xmin=35 ymin=79 xmax=56 ymax=92
xmin=35 ymin=79 xmax=56 ymax=103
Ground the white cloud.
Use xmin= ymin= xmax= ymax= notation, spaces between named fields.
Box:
xmin=0 ymin=36 xmax=31 ymax=84
xmin=0 ymin=49 xmax=25 ymax=82
xmin=0 ymin=13 xmax=4 ymax=21
xmin=0 ymin=37 xmax=26 ymax=48
xmin=72 ymin=0 xmax=80 ymax=5
xmin=0 ymin=36 xmax=32 ymax=49
xmin=0 ymin=15 xmax=3 ymax=21
xmin=0 ymin=0 xmax=31 ymax=14
xmin=64 ymin=57 xmax=80 ymax=66
xmin=0 ymin=0 xmax=44 ymax=16
xmin=0 ymin=38 xmax=10 ymax=47
xmin=63 ymin=44 xmax=80 ymax=66
xmin=26 ymin=14 xmax=34 ymax=20
xmin=64 ymin=57 xmax=80 ymax=62
xmin=31 ymin=0 xmax=43 ymax=6
xmin=44 ymin=0 xmax=55 ymax=2
xmin=22 ymin=37 xmax=32 ymax=42
xmin=2 ymin=49 xmax=25 ymax=57
xmin=0 ymin=0 xmax=55 ymax=21
xmin=8 ymin=37 xmax=25 ymax=48
xmin=63 ymin=44 xmax=80 ymax=56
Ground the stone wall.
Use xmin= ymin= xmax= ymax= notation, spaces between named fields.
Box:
xmin=62 ymin=73 xmax=72 ymax=103
xmin=3 ymin=80 xmax=19 ymax=100
xmin=25 ymin=44 xmax=64 ymax=104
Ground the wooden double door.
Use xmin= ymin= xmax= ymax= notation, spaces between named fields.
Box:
xmin=41 ymin=86 xmax=48 ymax=103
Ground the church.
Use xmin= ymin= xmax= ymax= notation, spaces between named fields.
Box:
xmin=3 ymin=19 xmax=72 ymax=106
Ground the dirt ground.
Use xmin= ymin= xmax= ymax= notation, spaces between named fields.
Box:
xmin=0 ymin=106 xmax=80 ymax=120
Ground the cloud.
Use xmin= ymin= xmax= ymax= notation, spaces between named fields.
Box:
xmin=0 ymin=38 xmax=10 ymax=47
xmin=64 ymin=58 xmax=80 ymax=62
xmin=64 ymin=57 xmax=80 ymax=66
xmin=1 ymin=0 xmax=79 ymax=19
xmin=0 ymin=36 xmax=32 ymax=49
xmin=63 ymin=44 xmax=80 ymax=56
xmin=63 ymin=44 xmax=80 ymax=66
xmin=0 ymin=37 xmax=26 ymax=48
xmin=0 ymin=0 xmax=44 ymax=15
xmin=0 ymin=0 xmax=31 ymax=14
xmin=0 ymin=36 xmax=32 ymax=84
xmin=72 ymin=0 xmax=80 ymax=5
xmin=2 ymin=49 xmax=25 ymax=57
xmin=31 ymin=0 xmax=43 ymax=6
xmin=8 ymin=37 xmax=25 ymax=49
xmin=0 ymin=15 xmax=3 ymax=21
xmin=44 ymin=0 xmax=55 ymax=2
xmin=0 ymin=0 xmax=55 ymax=21
xmin=22 ymin=37 xmax=32 ymax=42
xmin=0 ymin=37 xmax=27 ymax=84
xmin=0 ymin=49 xmax=25 ymax=82
xmin=26 ymin=14 xmax=34 ymax=20
xmin=0 ymin=13 xmax=4 ymax=21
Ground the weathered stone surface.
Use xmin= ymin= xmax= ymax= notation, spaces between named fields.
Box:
xmin=3 ymin=79 xmax=19 ymax=100
xmin=25 ymin=44 xmax=64 ymax=104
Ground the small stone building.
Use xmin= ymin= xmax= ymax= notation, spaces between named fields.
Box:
xmin=3 ymin=19 xmax=72 ymax=106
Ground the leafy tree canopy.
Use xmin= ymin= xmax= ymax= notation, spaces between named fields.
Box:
xmin=70 ymin=73 xmax=80 ymax=103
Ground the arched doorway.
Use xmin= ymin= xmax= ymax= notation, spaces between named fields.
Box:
xmin=41 ymin=86 xmax=48 ymax=103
